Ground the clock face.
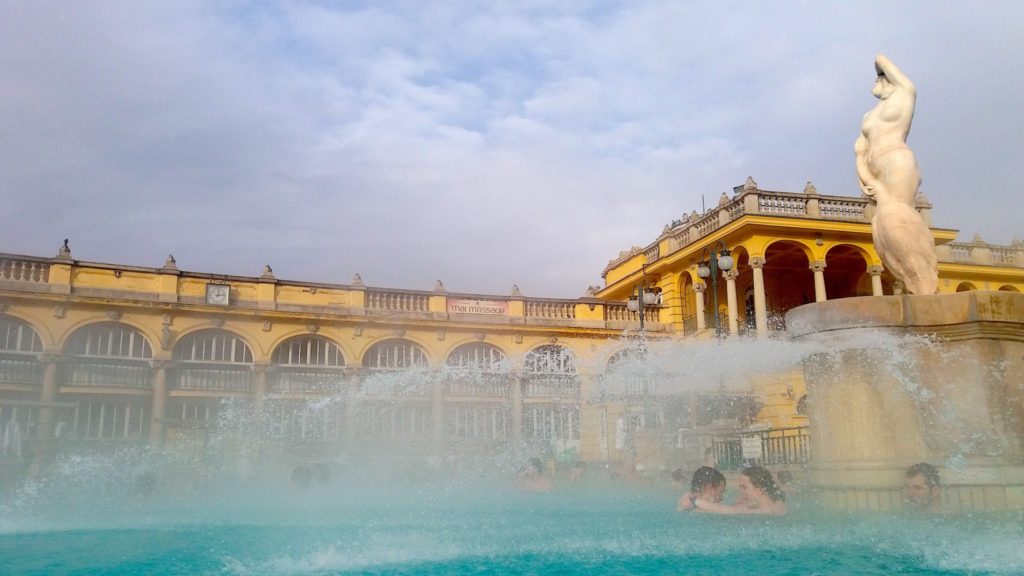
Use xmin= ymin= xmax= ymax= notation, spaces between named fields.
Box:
xmin=206 ymin=284 xmax=230 ymax=305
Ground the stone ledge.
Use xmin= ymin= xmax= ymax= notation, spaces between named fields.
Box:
xmin=787 ymin=291 xmax=1024 ymax=338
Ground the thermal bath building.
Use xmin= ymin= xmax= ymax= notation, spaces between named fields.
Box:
xmin=1 ymin=179 xmax=1021 ymax=473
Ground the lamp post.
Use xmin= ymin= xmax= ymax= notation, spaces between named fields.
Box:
xmin=626 ymin=265 xmax=657 ymax=332
xmin=696 ymin=241 xmax=734 ymax=337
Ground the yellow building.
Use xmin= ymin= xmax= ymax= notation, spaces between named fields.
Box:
xmin=1 ymin=178 xmax=1021 ymax=474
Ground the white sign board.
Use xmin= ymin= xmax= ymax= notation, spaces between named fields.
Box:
xmin=447 ymin=298 xmax=509 ymax=315
xmin=741 ymin=435 xmax=763 ymax=461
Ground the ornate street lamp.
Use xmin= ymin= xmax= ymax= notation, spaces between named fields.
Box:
xmin=626 ymin=264 xmax=658 ymax=332
xmin=696 ymin=241 xmax=734 ymax=337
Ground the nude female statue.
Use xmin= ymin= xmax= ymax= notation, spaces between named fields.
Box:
xmin=855 ymin=54 xmax=937 ymax=295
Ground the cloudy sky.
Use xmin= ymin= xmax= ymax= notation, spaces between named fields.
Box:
xmin=2 ymin=1 xmax=1021 ymax=297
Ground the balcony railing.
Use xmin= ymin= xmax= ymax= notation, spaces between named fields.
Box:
xmin=523 ymin=377 xmax=580 ymax=400
xmin=64 ymin=360 xmax=152 ymax=389
xmin=447 ymin=377 xmax=512 ymax=398
xmin=271 ymin=370 xmax=347 ymax=395
xmin=711 ymin=426 xmax=810 ymax=470
xmin=176 ymin=366 xmax=253 ymax=392
xmin=0 ymin=355 xmax=42 ymax=385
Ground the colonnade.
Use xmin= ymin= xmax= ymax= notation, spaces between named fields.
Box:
xmin=691 ymin=256 xmax=886 ymax=338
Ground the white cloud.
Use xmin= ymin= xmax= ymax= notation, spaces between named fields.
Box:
xmin=1 ymin=1 xmax=1021 ymax=297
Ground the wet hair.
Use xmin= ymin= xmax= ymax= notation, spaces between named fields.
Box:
xmin=690 ymin=466 xmax=726 ymax=493
xmin=741 ymin=466 xmax=785 ymax=502
xmin=528 ymin=458 xmax=544 ymax=474
xmin=905 ymin=463 xmax=941 ymax=488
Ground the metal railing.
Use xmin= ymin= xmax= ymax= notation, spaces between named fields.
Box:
xmin=271 ymin=370 xmax=346 ymax=394
xmin=711 ymin=426 xmax=810 ymax=469
xmin=176 ymin=366 xmax=253 ymax=392
xmin=64 ymin=361 xmax=152 ymax=389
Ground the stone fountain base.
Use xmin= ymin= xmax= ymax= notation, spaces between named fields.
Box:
xmin=786 ymin=291 xmax=1024 ymax=512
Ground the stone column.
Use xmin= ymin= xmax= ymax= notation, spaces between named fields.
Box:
xmin=30 ymin=353 xmax=62 ymax=478
xmin=750 ymin=257 xmax=768 ymax=337
xmin=694 ymin=282 xmax=707 ymax=332
xmin=148 ymin=360 xmax=172 ymax=447
xmin=868 ymin=265 xmax=885 ymax=296
xmin=431 ymin=370 xmax=445 ymax=459
xmin=344 ymin=366 xmax=363 ymax=442
xmin=511 ymin=370 xmax=524 ymax=457
xmin=724 ymin=269 xmax=739 ymax=335
xmin=252 ymin=363 xmax=271 ymax=414
xmin=36 ymin=353 xmax=61 ymax=440
xmin=810 ymin=260 xmax=828 ymax=302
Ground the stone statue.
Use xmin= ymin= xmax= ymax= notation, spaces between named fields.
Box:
xmin=855 ymin=54 xmax=937 ymax=295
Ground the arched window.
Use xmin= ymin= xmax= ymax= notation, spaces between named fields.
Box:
xmin=173 ymin=330 xmax=253 ymax=392
xmin=271 ymin=336 xmax=346 ymax=394
xmin=524 ymin=345 xmax=576 ymax=376
xmin=446 ymin=343 xmax=506 ymax=372
xmin=0 ymin=315 xmax=43 ymax=353
xmin=523 ymin=345 xmax=580 ymax=443
xmin=63 ymin=323 xmax=153 ymax=388
xmin=62 ymin=323 xmax=153 ymax=441
xmin=0 ymin=315 xmax=44 ymax=435
xmin=174 ymin=330 xmax=252 ymax=363
xmin=0 ymin=315 xmax=43 ymax=387
xmin=66 ymin=323 xmax=152 ymax=359
xmin=605 ymin=347 xmax=655 ymax=397
xmin=445 ymin=343 xmax=510 ymax=398
xmin=362 ymin=339 xmax=429 ymax=370
xmin=955 ymin=282 xmax=977 ymax=293
xmin=443 ymin=343 xmax=511 ymax=436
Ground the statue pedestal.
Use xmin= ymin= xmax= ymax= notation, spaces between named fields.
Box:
xmin=787 ymin=291 xmax=1024 ymax=512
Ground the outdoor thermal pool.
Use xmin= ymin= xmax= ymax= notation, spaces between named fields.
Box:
xmin=2 ymin=468 xmax=1022 ymax=576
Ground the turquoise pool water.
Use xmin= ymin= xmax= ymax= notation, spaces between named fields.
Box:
xmin=2 ymin=477 xmax=1021 ymax=575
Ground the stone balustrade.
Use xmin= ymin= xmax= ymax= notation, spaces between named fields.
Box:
xmin=937 ymin=239 xmax=1023 ymax=267
xmin=366 ymin=289 xmax=429 ymax=312
xmin=0 ymin=257 xmax=49 ymax=283
xmin=0 ymin=252 xmax=663 ymax=331
xmin=604 ymin=303 xmax=658 ymax=323
xmin=603 ymin=181 xmax=940 ymax=273
xmin=525 ymin=300 xmax=575 ymax=319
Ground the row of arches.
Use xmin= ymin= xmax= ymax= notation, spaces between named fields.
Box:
xmin=0 ymin=316 xmax=583 ymax=374
xmin=0 ymin=314 xmax=590 ymax=448
xmin=675 ymin=240 xmax=1021 ymax=333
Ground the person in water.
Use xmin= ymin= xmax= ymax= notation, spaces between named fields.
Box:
xmin=904 ymin=462 xmax=942 ymax=512
xmin=688 ymin=466 xmax=786 ymax=515
xmin=516 ymin=457 xmax=554 ymax=492
xmin=677 ymin=466 xmax=727 ymax=511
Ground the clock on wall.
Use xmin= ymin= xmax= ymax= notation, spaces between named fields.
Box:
xmin=205 ymin=284 xmax=230 ymax=306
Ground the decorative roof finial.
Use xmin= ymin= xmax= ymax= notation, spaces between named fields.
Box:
xmin=434 ymin=279 xmax=446 ymax=293
xmin=803 ymin=181 xmax=817 ymax=194
xmin=260 ymin=264 xmax=275 ymax=279
xmin=163 ymin=254 xmax=178 ymax=270
xmin=511 ymin=284 xmax=522 ymax=297
xmin=56 ymin=238 xmax=72 ymax=259
xmin=743 ymin=176 xmax=758 ymax=191
xmin=351 ymin=273 xmax=364 ymax=287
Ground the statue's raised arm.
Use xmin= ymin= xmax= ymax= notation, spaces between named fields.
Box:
xmin=874 ymin=54 xmax=915 ymax=94
xmin=855 ymin=54 xmax=937 ymax=295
